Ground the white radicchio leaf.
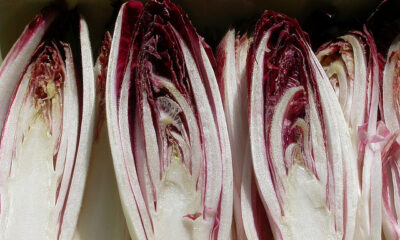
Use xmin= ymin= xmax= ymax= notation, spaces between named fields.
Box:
xmin=106 ymin=1 xmax=233 ymax=239
xmin=216 ymin=29 xmax=273 ymax=240
xmin=248 ymin=11 xmax=358 ymax=240
xmin=0 ymin=7 xmax=95 ymax=240
xmin=317 ymin=28 xmax=382 ymax=240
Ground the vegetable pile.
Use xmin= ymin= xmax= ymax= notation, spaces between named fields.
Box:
xmin=0 ymin=0 xmax=398 ymax=239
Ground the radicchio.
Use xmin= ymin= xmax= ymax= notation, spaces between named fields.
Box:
xmin=216 ymin=29 xmax=272 ymax=240
xmin=106 ymin=1 xmax=233 ymax=239
xmin=0 ymin=8 xmax=95 ymax=240
xmin=317 ymin=29 xmax=382 ymax=240
xmin=248 ymin=11 xmax=358 ymax=240
xmin=381 ymin=34 xmax=400 ymax=240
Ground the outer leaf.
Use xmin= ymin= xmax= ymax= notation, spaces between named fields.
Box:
xmin=73 ymin=32 xmax=130 ymax=240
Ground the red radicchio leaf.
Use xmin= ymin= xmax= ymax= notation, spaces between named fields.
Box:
xmin=0 ymin=7 xmax=95 ymax=240
xmin=248 ymin=11 xmax=358 ymax=240
xmin=106 ymin=1 xmax=233 ymax=239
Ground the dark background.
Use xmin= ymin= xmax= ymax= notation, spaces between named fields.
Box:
xmin=0 ymin=0 xmax=397 ymax=61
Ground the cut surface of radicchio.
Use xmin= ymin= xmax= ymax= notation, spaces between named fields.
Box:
xmin=317 ymin=29 xmax=383 ymax=240
xmin=248 ymin=11 xmax=358 ymax=240
xmin=106 ymin=1 xmax=232 ymax=239
xmin=216 ymin=29 xmax=272 ymax=240
xmin=0 ymin=7 xmax=95 ymax=240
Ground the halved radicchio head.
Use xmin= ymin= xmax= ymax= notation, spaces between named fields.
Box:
xmin=106 ymin=1 xmax=233 ymax=239
xmin=248 ymin=11 xmax=358 ymax=240
xmin=381 ymin=34 xmax=400 ymax=240
xmin=216 ymin=30 xmax=273 ymax=240
xmin=317 ymin=29 xmax=383 ymax=239
xmin=0 ymin=7 xmax=95 ymax=240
